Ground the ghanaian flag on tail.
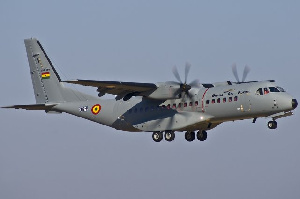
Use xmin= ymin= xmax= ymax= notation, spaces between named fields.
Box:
xmin=41 ymin=72 xmax=50 ymax=79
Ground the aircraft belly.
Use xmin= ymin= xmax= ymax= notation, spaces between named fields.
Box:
xmin=131 ymin=112 xmax=213 ymax=132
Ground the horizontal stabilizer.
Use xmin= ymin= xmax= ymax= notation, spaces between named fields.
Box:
xmin=2 ymin=103 xmax=57 ymax=110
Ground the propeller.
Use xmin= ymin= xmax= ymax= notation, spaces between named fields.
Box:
xmin=171 ymin=62 xmax=200 ymax=100
xmin=232 ymin=63 xmax=251 ymax=83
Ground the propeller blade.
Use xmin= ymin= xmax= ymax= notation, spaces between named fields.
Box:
xmin=189 ymin=79 xmax=200 ymax=88
xmin=172 ymin=66 xmax=182 ymax=83
xmin=186 ymin=91 xmax=194 ymax=100
xmin=173 ymin=88 xmax=182 ymax=98
xmin=232 ymin=63 xmax=240 ymax=82
xmin=242 ymin=65 xmax=251 ymax=82
xmin=184 ymin=62 xmax=191 ymax=83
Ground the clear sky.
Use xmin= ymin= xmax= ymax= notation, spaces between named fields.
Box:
xmin=1 ymin=0 xmax=299 ymax=199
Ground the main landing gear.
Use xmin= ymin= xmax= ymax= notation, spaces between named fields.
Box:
xmin=268 ymin=120 xmax=277 ymax=129
xmin=152 ymin=131 xmax=175 ymax=142
xmin=152 ymin=130 xmax=208 ymax=142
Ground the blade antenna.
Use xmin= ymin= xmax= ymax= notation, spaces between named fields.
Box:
xmin=232 ymin=63 xmax=240 ymax=82
xmin=242 ymin=65 xmax=251 ymax=82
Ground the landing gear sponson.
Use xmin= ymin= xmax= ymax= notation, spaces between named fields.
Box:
xmin=152 ymin=130 xmax=208 ymax=142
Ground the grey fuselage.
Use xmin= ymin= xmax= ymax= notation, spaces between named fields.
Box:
xmin=53 ymin=80 xmax=295 ymax=133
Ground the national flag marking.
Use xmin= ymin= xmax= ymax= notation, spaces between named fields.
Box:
xmin=91 ymin=104 xmax=101 ymax=115
xmin=41 ymin=72 xmax=50 ymax=79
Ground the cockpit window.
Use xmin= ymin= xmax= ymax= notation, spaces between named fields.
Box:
xmin=256 ymin=88 xmax=263 ymax=95
xmin=263 ymin=88 xmax=269 ymax=94
xmin=269 ymin=86 xmax=285 ymax=92
xmin=277 ymin=86 xmax=285 ymax=92
xmin=269 ymin=87 xmax=280 ymax=92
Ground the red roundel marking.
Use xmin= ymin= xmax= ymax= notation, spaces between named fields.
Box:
xmin=91 ymin=104 xmax=101 ymax=115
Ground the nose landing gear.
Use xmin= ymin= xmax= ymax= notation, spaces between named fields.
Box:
xmin=268 ymin=120 xmax=277 ymax=129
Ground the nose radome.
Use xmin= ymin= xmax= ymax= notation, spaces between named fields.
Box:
xmin=292 ymin=99 xmax=298 ymax=109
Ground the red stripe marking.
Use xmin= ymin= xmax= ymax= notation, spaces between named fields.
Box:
xmin=201 ymin=88 xmax=209 ymax=112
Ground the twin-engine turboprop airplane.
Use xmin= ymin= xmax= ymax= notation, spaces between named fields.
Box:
xmin=2 ymin=38 xmax=298 ymax=142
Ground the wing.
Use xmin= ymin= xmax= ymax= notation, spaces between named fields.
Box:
xmin=64 ymin=79 xmax=157 ymax=100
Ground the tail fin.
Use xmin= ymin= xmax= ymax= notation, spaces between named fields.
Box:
xmin=24 ymin=38 xmax=95 ymax=103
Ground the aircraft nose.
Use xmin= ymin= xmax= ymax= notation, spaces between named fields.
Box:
xmin=292 ymin=99 xmax=298 ymax=109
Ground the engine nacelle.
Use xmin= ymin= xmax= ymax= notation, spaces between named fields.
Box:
xmin=146 ymin=82 xmax=180 ymax=100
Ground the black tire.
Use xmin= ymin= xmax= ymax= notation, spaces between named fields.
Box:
xmin=165 ymin=131 xmax=175 ymax=141
xmin=185 ymin=131 xmax=195 ymax=142
xmin=268 ymin=121 xmax=277 ymax=129
xmin=152 ymin=131 xmax=163 ymax=142
xmin=197 ymin=130 xmax=207 ymax=141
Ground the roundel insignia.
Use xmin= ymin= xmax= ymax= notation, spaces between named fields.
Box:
xmin=91 ymin=104 xmax=101 ymax=115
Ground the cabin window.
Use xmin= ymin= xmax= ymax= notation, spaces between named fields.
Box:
xmin=162 ymin=105 xmax=166 ymax=109
xmin=134 ymin=108 xmax=138 ymax=113
xmin=145 ymin=107 xmax=149 ymax=112
xmin=195 ymin=101 xmax=199 ymax=106
xmin=256 ymin=88 xmax=263 ymax=95
xmin=223 ymin=98 xmax=226 ymax=103
xmin=212 ymin=99 xmax=215 ymax=104
xmin=206 ymin=100 xmax=210 ymax=104
xmin=189 ymin=102 xmax=193 ymax=106
xmin=140 ymin=107 xmax=143 ymax=112
xmin=178 ymin=103 xmax=182 ymax=108
xmin=217 ymin=98 xmax=220 ymax=103
xmin=172 ymin=104 xmax=176 ymax=109
xmin=167 ymin=104 xmax=170 ymax=109
xmin=229 ymin=97 xmax=232 ymax=102
xmin=234 ymin=96 xmax=238 ymax=101
xmin=184 ymin=102 xmax=187 ymax=107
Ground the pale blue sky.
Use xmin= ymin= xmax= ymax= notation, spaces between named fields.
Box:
xmin=1 ymin=1 xmax=300 ymax=199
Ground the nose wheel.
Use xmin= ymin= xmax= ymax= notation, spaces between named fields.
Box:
xmin=268 ymin=121 xmax=277 ymax=129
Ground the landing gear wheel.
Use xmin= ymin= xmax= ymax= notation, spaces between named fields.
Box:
xmin=185 ymin=131 xmax=195 ymax=142
xmin=165 ymin=131 xmax=175 ymax=142
xmin=152 ymin=131 xmax=163 ymax=142
xmin=197 ymin=130 xmax=207 ymax=141
xmin=268 ymin=121 xmax=277 ymax=129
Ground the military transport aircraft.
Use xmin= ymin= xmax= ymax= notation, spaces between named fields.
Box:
xmin=2 ymin=38 xmax=298 ymax=142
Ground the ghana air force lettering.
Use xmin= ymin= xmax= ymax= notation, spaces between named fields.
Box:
xmin=2 ymin=38 xmax=298 ymax=142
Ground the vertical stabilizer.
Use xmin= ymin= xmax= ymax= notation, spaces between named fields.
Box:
xmin=25 ymin=38 xmax=64 ymax=103
xmin=24 ymin=38 xmax=96 ymax=104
